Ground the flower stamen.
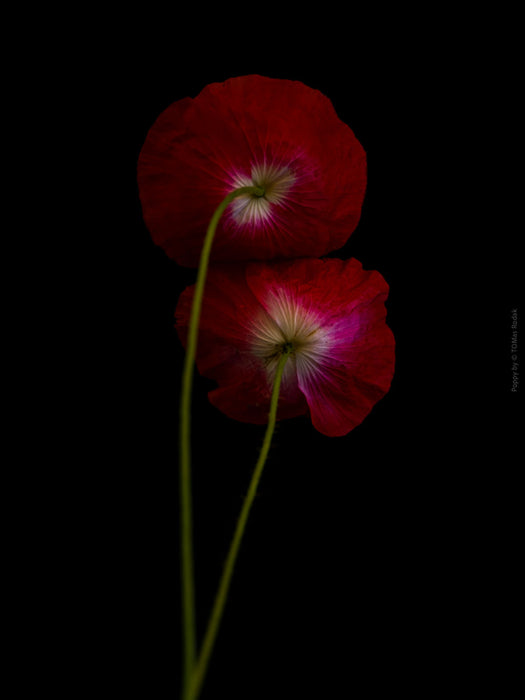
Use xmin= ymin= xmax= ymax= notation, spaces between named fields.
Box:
xmin=230 ymin=162 xmax=295 ymax=226
xmin=250 ymin=292 xmax=329 ymax=383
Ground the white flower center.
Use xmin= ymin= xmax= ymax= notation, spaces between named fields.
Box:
xmin=249 ymin=291 xmax=331 ymax=383
xmin=230 ymin=162 xmax=296 ymax=226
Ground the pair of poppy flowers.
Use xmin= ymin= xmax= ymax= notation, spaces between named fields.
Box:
xmin=138 ymin=75 xmax=395 ymax=437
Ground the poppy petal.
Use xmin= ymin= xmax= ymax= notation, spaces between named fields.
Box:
xmin=138 ymin=75 xmax=366 ymax=267
xmin=175 ymin=258 xmax=394 ymax=436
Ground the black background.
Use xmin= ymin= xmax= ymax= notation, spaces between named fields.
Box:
xmin=72 ymin=21 xmax=520 ymax=699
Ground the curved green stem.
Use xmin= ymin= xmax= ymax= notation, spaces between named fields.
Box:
xmin=187 ymin=349 xmax=291 ymax=700
xmin=179 ymin=185 xmax=264 ymax=699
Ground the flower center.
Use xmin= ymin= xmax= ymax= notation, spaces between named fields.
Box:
xmin=249 ymin=292 xmax=330 ymax=382
xmin=230 ymin=162 xmax=296 ymax=226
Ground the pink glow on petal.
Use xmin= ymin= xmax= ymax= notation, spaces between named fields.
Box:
xmin=297 ymin=323 xmax=395 ymax=436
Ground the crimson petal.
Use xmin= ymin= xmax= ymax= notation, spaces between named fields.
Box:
xmin=138 ymin=75 xmax=366 ymax=267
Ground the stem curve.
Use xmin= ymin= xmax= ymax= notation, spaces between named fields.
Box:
xmin=179 ymin=185 xmax=265 ymax=698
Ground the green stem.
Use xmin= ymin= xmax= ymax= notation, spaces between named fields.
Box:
xmin=187 ymin=349 xmax=291 ymax=700
xmin=179 ymin=185 xmax=264 ymax=699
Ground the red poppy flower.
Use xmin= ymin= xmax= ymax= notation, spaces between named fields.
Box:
xmin=138 ymin=75 xmax=367 ymax=267
xmin=175 ymin=257 xmax=394 ymax=437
